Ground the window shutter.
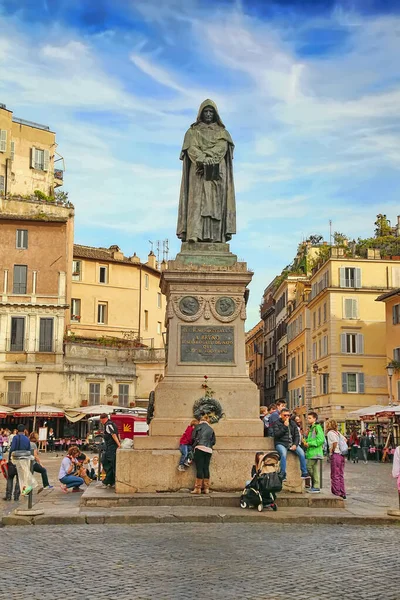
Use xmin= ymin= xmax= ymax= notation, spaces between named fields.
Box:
xmin=0 ymin=129 xmax=7 ymax=153
xmin=356 ymin=334 xmax=364 ymax=355
xmin=355 ymin=268 xmax=362 ymax=288
xmin=392 ymin=268 xmax=400 ymax=287
xmin=358 ymin=373 xmax=365 ymax=393
xmin=339 ymin=267 xmax=346 ymax=288
xmin=43 ymin=149 xmax=50 ymax=172
xmin=344 ymin=298 xmax=350 ymax=318
xmin=342 ymin=372 xmax=348 ymax=393
xmin=0 ymin=175 xmax=4 ymax=193
xmin=341 ymin=334 xmax=346 ymax=353
xmin=394 ymin=348 xmax=400 ymax=362
xmin=10 ymin=140 xmax=15 ymax=161
xmin=312 ymin=377 xmax=316 ymax=397
xmin=352 ymin=299 xmax=358 ymax=319
xmin=30 ymin=147 xmax=36 ymax=168
xmin=393 ymin=305 xmax=398 ymax=325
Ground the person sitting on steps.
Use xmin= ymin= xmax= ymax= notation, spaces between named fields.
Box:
xmin=272 ymin=407 xmax=309 ymax=482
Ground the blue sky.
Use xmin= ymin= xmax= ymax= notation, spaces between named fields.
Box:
xmin=1 ymin=0 xmax=400 ymax=327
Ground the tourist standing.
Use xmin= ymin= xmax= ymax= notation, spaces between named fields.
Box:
xmin=360 ymin=432 xmax=370 ymax=464
xmin=349 ymin=429 xmax=360 ymax=463
xmin=48 ymin=428 xmax=56 ymax=453
xmin=99 ymin=413 xmax=121 ymax=488
xmin=191 ymin=414 xmax=216 ymax=495
xmin=392 ymin=445 xmax=400 ymax=494
xmin=272 ymin=407 xmax=309 ymax=481
xmin=303 ymin=412 xmax=325 ymax=493
xmin=326 ymin=420 xmax=346 ymax=499
xmin=29 ymin=432 xmax=53 ymax=489
xmin=177 ymin=419 xmax=198 ymax=471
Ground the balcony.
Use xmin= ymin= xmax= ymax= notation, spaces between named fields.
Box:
xmin=0 ymin=392 xmax=32 ymax=406
xmin=80 ymin=395 xmax=136 ymax=408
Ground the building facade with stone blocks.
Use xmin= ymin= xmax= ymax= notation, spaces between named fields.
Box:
xmin=308 ymin=250 xmax=400 ymax=425
xmin=376 ymin=288 xmax=400 ymax=403
xmin=245 ymin=319 xmax=264 ymax=402
xmin=0 ymin=103 xmax=64 ymax=198
xmin=260 ymin=280 xmax=277 ymax=406
xmin=273 ymin=275 xmax=309 ymax=404
xmin=0 ymin=196 xmax=74 ymax=408
xmin=287 ymin=280 xmax=312 ymax=420
xmin=69 ymin=245 xmax=166 ymax=350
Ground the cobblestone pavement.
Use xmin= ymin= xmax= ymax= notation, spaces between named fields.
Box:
xmin=0 ymin=523 xmax=399 ymax=600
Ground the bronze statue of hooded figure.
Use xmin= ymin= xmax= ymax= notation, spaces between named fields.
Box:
xmin=176 ymin=99 xmax=236 ymax=243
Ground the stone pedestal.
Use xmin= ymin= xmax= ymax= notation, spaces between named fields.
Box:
xmin=116 ymin=245 xmax=302 ymax=493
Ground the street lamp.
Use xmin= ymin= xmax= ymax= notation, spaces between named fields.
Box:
xmin=33 ymin=366 xmax=42 ymax=431
xmin=386 ymin=363 xmax=395 ymax=406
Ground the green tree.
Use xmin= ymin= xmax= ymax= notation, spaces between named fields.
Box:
xmin=374 ymin=214 xmax=392 ymax=237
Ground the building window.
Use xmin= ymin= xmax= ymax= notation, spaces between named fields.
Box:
xmin=31 ymin=147 xmax=49 ymax=171
xmin=312 ymin=312 xmax=316 ymax=330
xmin=89 ymin=383 xmax=100 ymax=405
xmin=7 ymin=381 xmax=21 ymax=406
xmin=13 ymin=265 xmax=27 ymax=294
xmin=344 ymin=298 xmax=358 ymax=319
xmin=318 ymin=339 xmax=322 ymax=358
xmin=72 ymin=260 xmax=81 ymax=281
xmin=39 ymin=318 xmax=54 ymax=352
xmin=118 ymin=384 xmax=130 ymax=407
xmin=97 ymin=303 xmax=108 ymax=324
xmin=340 ymin=267 xmax=361 ymax=288
xmin=341 ymin=333 xmax=364 ymax=354
xmin=10 ymin=140 xmax=15 ymax=161
xmin=323 ymin=303 xmax=327 ymax=322
xmin=322 ymin=373 xmax=329 ymax=395
xmin=342 ymin=372 xmax=365 ymax=393
xmin=99 ymin=266 xmax=108 ymax=284
xmin=322 ymin=335 xmax=328 ymax=356
xmin=318 ymin=307 xmax=321 ymax=327
xmin=16 ymin=229 xmax=28 ymax=250
xmin=0 ymin=175 xmax=5 ymax=194
xmin=71 ymin=298 xmax=81 ymax=321
xmin=144 ymin=310 xmax=149 ymax=331
xmin=394 ymin=348 xmax=400 ymax=362
xmin=312 ymin=342 xmax=317 ymax=361
xmin=0 ymin=129 xmax=7 ymax=153
xmin=393 ymin=304 xmax=400 ymax=325
xmin=10 ymin=317 xmax=25 ymax=351
xmin=157 ymin=293 xmax=162 ymax=309
xmin=144 ymin=273 xmax=149 ymax=289
xmin=157 ymin=321 xmax=162 ymax=335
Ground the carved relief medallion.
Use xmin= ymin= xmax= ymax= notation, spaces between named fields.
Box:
xmin=179 ymin=296 xmax=200 ymax=316
xmin=215 ymin=296 xmax=236 ymax=317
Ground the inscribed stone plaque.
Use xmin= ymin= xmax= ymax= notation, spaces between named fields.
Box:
xmin=180 ymin=325 xmax=234 ymax=363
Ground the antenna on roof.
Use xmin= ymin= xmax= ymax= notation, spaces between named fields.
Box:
xmin=329 ymin=220 xmax=333 ymax=246
xmin=156 ymin=240 xmax=161 ymax=264
xmin=163 ymin=239 xmax=169 ymax=262
xmin=149 ymin=240 xmax=154 ymax=253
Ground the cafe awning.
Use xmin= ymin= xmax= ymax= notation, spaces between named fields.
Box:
xmin=0 ymin=405 xmax=12 ymax=418
xmin=347 ymin=404 xmax=400 ymax=420
xmin=13 ymin=405 xmax=65 ymax=418
xmin=79 ymin=405 xmax=114 ymax=415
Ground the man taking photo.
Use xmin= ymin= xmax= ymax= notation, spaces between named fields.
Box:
xmin=99 ymin=413 xmax=121 ymax=488
xmin=272 ymin=407 xmax=309 ymax=481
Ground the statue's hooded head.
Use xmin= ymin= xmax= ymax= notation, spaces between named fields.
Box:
xmin=193 ymin=99 xmax=225 ymax=128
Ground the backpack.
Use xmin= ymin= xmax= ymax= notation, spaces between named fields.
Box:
xmin=336 ymin=431 xmax=348 ymax=456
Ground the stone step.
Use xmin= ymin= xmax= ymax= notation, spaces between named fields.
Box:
xmin=81 ymin=488 xmax=345 ymax=509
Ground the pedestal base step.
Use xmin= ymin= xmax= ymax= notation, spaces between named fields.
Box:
xmin=81 ymin=488 xmax=344 ymax=510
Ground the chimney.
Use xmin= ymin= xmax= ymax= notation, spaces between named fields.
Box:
xmin=130 ymin=252 xmax=140 ymax=264
xmin=146 ymin=251 xmax=157 ymax=269
xmin=109 ymin=245 xmax=124 ymax=260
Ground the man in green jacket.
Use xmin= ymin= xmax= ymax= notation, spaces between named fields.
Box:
xmin=303 ymin=411 xmax=325 ymax=493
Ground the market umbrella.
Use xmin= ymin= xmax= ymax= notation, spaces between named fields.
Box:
xmin=0 ymin=405 xmax=12 ymax=418
xmin=13 ymin=404 xmax=65 ymax=418
xmin=346 ymin=405 xmax=389 ymax=419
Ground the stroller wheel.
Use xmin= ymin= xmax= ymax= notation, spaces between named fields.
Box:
xmin=240 ymin=501 xmax=247 ymax=509
xmin=272 ymin=504 xmax=278 ymax=512
xmin=257 ymin=503 xmax=263 ymax=512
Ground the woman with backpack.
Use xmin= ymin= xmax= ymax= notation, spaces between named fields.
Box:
xmin=326 ymin=420 xmax=346 ymax=499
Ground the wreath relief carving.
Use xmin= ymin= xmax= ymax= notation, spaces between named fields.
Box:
xmin=171 ymin=294 xmax=246 ymax=322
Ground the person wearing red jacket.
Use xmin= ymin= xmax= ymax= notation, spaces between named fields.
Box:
xmin=177 ymin=419 xmax=199 ymax=472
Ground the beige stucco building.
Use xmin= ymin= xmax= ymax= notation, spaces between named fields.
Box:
xmin=377 ymin=288 xmax=400 ymax=403
xmin=245 ymin=319 xmax=264 ymax=402
xmin=69 ymin=245 xmax=165 ymax=349
xmin=0 ymin=103 xmax=63 ymax=198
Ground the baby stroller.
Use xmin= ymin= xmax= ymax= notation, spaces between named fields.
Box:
xmin=240 ymin=451 xmax=282 ymax=512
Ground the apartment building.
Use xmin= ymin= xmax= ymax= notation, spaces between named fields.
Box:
xmin=70 ymin=245 xmax=165 ymax=349
xmin=273 ymin=275 xmax=308 ymax=403
xmin=245 ymin=320 xmax=264 ymax=402
xmin=0 ymin=103 xmax=63 ymax=198
xmin=308 ymin=248 xmax=400 ymax=424
xmin=260 ymin=280 xmax=276 ymax=405
xmin=0 ymin=196 xmax=74 ymax=407
xmin=377 ymin=288 xmax=400 ymax=403
xmin=287 ymin=281 xmax=311 ymax=417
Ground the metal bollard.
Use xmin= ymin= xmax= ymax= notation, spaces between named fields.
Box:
xmin=28 ymin=460 xmax=34 ymax=509
xmin=319 ymin=459 xmax=323 ymax=490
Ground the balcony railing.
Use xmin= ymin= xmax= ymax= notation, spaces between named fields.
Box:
xmin=0 ymin=392 xmax=32 ymax=406
xmin=80 ymin=395 xmax=136 ymax=407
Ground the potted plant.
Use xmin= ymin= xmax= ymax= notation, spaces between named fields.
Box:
xmin=129 ymin=401 xmax=136 ymax=407
xmin=107 ymin=401 xmax=114 ymax=406
xmin=81 ymin=399 xmax=88 ymax=407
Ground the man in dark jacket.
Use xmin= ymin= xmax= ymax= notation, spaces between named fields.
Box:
xmin=4 ymin=424 xmax=31 ymax=501
xmin=267 ymin=400 xmax=286 ymax=436
xmin=272 ymin=407 xmax=309 ymax=481
xmin=99 ymin=413 xmax=121 ymax=488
